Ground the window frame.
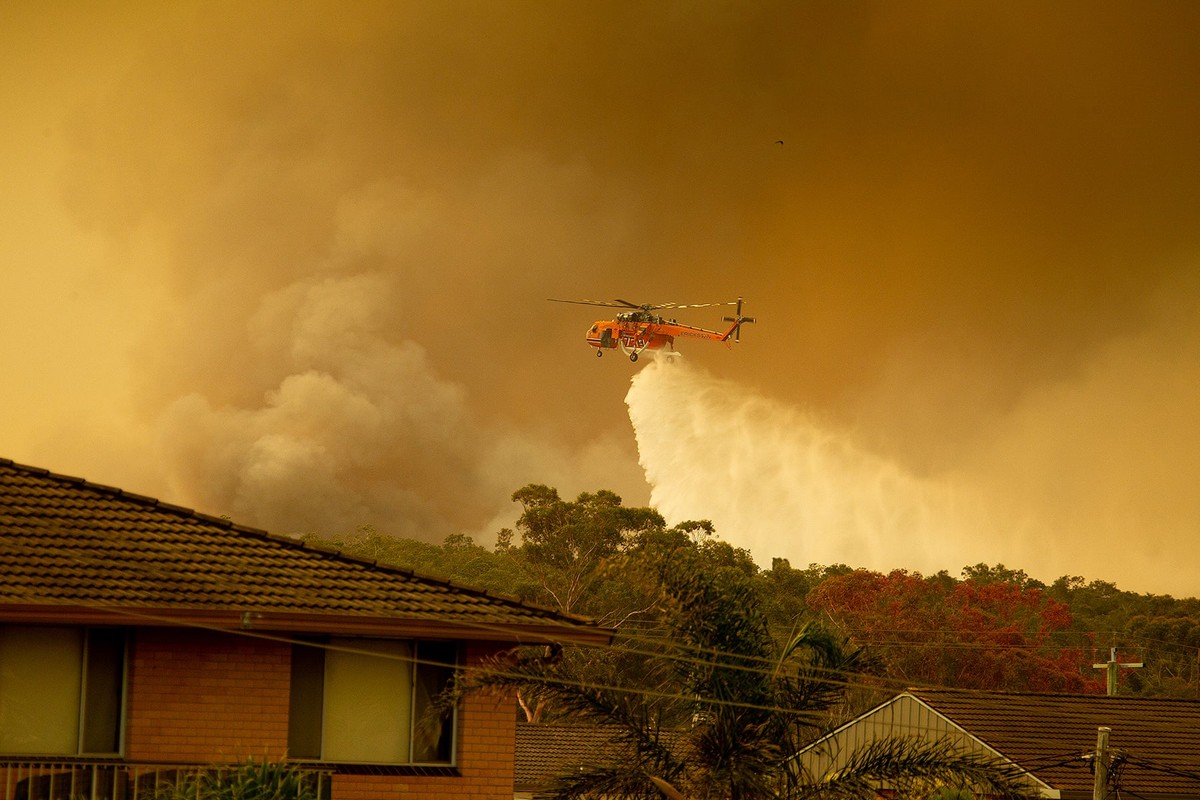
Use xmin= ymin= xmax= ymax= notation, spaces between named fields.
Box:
xmin=79 ymin=627 xmax=129 ymax=756
xmin=0 ymin=625 xmax=128 ymax=757
xmin=287 ymin=637 xmax=459 ymax=767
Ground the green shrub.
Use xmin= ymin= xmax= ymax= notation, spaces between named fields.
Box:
xmin=148 ymin=759 xmax=322 ymax=800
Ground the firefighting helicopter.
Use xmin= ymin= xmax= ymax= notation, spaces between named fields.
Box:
xmin=549 ymin=297 xmax=755 ymax=362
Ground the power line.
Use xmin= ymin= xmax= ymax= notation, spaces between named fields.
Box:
xmin=0 ymin=513 xmax=910 ymax=697
xmin=0 ymin=523 xmax=1150 ymax=711
xmin=1119 ymin=754 xmax=1200 ymax=784
xmin=0 ymin=531 xmax=885 ymax=711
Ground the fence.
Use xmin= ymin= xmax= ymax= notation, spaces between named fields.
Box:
xmin=0 ymin=761 xmax=333 ymax=800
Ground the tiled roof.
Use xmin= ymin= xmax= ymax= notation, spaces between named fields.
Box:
xmin=515 ymin=724 xmax=686 ymax=789
xmin=515 ymin=724 xmax=621 ymax=788
xmin=911 ymin=688 xmax=1200 ymax=796
xmin=0 ymin=458 xmax=609 ymax=642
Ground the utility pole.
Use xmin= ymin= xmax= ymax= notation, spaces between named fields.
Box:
xmin=1092 ymin=647 xmax=1144 ymax=695
xmin=1092 ymin=726 xmax=1111 ymax=800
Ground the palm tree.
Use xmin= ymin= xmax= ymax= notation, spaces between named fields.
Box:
xmin=466 ymin=534 xmax=1042 ymax=800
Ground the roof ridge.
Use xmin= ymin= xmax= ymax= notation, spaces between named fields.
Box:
xmin=1 ymin=455 xmax=287 ymax=537
xmin=295 ymin=536 xmax=601 ymax=626
xmin=910 ymin=686 xmax=1200 ymax=703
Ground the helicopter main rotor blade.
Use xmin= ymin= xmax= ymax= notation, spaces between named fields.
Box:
xmin=664 ymin=300 xmax=740 ymax=309
xmin=548 ymin=298 xmax=634 ymax=309
xmin=549 ymin=297 xmax=745 ymax=312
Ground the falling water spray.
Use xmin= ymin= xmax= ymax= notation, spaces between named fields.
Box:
xmin=624 ymin=356 xmax=996 ymax=573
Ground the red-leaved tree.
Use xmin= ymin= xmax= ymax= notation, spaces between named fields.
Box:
xmin=808 ymin=569 xmax=1104 ymax=693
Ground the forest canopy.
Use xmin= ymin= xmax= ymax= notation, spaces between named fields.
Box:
xmin=309 ymin=484 xmax=1200 ymax=700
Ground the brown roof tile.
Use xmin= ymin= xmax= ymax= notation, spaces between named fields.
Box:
xmin=911 ymin=688 xmax=1200 ymax=796
xmin=515 ymin=724 xmax=687 ymax=789
xmin=0 ymin=458 xmax=610 ymax=643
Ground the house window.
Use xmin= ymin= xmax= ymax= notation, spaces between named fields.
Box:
xmin=0 ymin=626 xmax=126 ymax=756
xmin=288 ymin=638 xmax=457 ymax=764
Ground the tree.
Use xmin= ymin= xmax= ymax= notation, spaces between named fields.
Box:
xmin=960 ymin=563 xmax=1045 ymax=590
xmin=808 ymin=568 xmax=1102 ymax=693
xmin=309 ymin=525 xmax=519 ymax=594
xmin=756 ymin=560 xmax=855 ymax=637
xmin=501 ymin=484 xmax=668 ymax=618
xmin=312 ymin=502 xmax=1200 ymax=701
xmin=463 ymin=540 xmax=1041 ymax=800
xmin=1050 ymin=575 xmax=1200 ymax=697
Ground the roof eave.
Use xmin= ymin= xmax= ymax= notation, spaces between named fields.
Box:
xmin=0 ymin=603 xmax=615 ymax=646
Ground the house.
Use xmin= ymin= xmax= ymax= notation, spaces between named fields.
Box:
xmin=514 ymin=724 xmax=622 ymax=800
xmin=514 ymin=724 xmax=689 ymax=800
xmin=795 ymin=687 xmax=1200 ymax=800
xmin=0 ymin=458 xmax=612 ymax=800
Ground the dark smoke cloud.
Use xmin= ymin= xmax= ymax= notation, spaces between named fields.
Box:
xmin=4 ymin=2 xmax=1200 ymax=590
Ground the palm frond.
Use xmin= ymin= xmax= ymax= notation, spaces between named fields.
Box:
xmin=535 ymin=762 xmax=683 ymax=800
xmin=794 ymin=737 xmax=1043 ymax=800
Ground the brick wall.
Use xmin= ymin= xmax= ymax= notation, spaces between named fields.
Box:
xmin=125 ymin=627 xmax=292 ymax=762
xmin=123 ymin=631 xmax=518 ymax=799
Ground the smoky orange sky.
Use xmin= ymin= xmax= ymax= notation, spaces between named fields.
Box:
xmin=3 ymin=2 xmax=1198 ymax=596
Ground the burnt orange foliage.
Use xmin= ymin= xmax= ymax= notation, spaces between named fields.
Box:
xmin=808 ymin=569 xmax=1104 ymax=693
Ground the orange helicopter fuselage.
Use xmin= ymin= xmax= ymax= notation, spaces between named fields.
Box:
xmin=585 ymin=311 xmax=740 ymax=358
xmin=553 ymin=297 xmax=754 ymax=362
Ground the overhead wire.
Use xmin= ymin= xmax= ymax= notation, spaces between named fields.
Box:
xmin=0 ymin=545 xmax=977 ymax=742
xmin=0 ymin=549 xmax=1149 ymax=722
xmin=0 ymin=564 xmax=856 ymax=729
xmin=4 ymin=534 xmax=986 ymax=718
xmin=0 ymin=507 xmax=906 ymax=698
xmin=0 ymin=526 xmax=890 ymax=719
xmin=1119 ymin=754 xmax=1200 ymax=783
xmin=0 ymin=521 xmax=1162 ymax=711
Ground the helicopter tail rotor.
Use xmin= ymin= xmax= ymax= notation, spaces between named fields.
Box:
xmin=722 ymin=297 xmax=756 ymax=342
